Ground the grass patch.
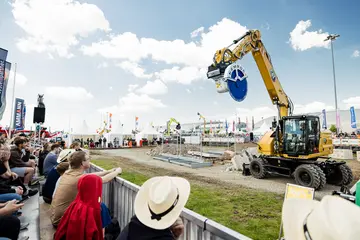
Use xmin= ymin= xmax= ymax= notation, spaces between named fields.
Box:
xmin=92 ymin=159 xmax=282 ymax=240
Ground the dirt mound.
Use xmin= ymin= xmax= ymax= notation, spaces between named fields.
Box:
xmin=147 ymin=144 xmax=201 ymax=156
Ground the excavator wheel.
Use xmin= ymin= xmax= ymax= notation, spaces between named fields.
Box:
xmin=326 ymin=164 xmax=351 ymax=186
xmin=249 ymin=158 xmax=268 ymax=179
xmin=294 ymin=164 xmax=321 ymax=190
xmin=312 ymin=165 xmax=326 ymax=190
xmin=343 ymin=164 xmax=354 ymax=185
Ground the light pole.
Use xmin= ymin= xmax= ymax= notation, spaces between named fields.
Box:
xmin=324 ymin=34 xmax=340 ymax=134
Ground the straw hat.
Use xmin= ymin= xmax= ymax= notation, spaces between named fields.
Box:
xmin=282 ymin=195 xmax=360 ymax=240
xmin=134 ymin=176 xmax=190 ymax=230
xmin=57 ymin=149 xmax=76 ymax=163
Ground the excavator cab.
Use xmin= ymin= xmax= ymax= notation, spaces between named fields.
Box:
xmin=282 ymin=115 xmax=320 ymax=157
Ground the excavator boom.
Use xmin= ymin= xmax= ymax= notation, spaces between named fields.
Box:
xmin=207 ymin=30 xmax=293 ymax=118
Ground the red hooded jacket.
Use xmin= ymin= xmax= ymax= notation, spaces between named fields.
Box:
xmin=54 ymin=174 xmax=103 ymax=240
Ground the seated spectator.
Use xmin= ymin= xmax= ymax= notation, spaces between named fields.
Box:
xmin=0 ymin=142 xmax=35 ymax=198
xmin=0 ymin=200 xmax=25 ymax=240
xmin=42 ymin=149 xmax=75 ymax=204
xmin=282 ymin=195 xmax=360 ymax=240
xmin=9 ymin=138 xmax=36 ymax=193
xmin=117 ymin=176 xmax=190 ymax=240
xmin=50 ymin=151 xmax=122 ymax=227
xmin=43 ymin=144 xmax=61 ymax=176
xmin=54 ymin=174 xmax=112 ymax=240
xmin=38 ymin=143 xmax=51 ymax=176
xmin=70 ymin=142 xmax=81 ymax=151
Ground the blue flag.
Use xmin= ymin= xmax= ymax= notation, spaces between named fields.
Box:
xmin=322 ymin=109 xmax=327 ymax=129
xmin=0 ymin=48 xmax=8 ymax=61
xmin=350 ymin=106 xmax=357 ymax=129
xmin=13 ymin=98 xmax=25 ymax=130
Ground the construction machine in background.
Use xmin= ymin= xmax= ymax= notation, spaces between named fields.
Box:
xmin=206 ymin=29 xmax=353 ymax=190
xmin=165 ymin=118 xmax=181 ymax=136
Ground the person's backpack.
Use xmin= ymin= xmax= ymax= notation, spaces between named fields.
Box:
xmin=105 ymin=218 xmax=121 ymax=240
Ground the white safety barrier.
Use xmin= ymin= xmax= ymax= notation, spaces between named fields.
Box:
xmin=89 ymin=164 xmax=252 ymax=240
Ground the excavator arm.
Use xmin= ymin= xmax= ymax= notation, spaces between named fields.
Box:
xmin=197 ymin=112 xmax=206 ymax=134
xmin=166 ymin=118 xmax=181 ymax=136
xmin=207 ymin=29 xmax=293 ymax=118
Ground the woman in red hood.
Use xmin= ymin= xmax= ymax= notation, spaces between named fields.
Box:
xmin=54 ymin=174 xmax=104 ymax=240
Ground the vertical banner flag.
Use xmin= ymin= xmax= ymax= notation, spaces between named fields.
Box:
xmin=135 ymin=116 xmax=139 ymax=130
xmin=0 ymin=48 xmax=8 ymax=61
xmin=350 ymin=106 xmax=357 ymax=129
xmin=252 ymin=116 xmax=255 ymax=130
xmin=225 ymin=119 xmax=228 ymax=134
xmin=322 ymin=109 xmax=327 ymax=129
xmin=210 ymin=120 xmax=212 ymax=134
xmin=13 ymin=98 xmax=25 ymax=130
xmin=109 ymin=113 xmax=112 ymax=130
xmin=0 ymin=61 xmax=10 ymax=120
xmin=238 ymin=117 xmax=241 ymax=130
xmin=336 ymin=110 xmax=341 ymax=130
xmin=22 ymin=104 xmax=26 ymax=129
xmin=232 ymin=120 xmax=235 ymax=132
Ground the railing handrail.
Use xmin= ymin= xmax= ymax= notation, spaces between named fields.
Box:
xmin=91 ymin=164 xmax=252 ymax=240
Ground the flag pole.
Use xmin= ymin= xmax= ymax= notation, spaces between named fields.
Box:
xmin=8 ymin=63 xmax=17 ymax=139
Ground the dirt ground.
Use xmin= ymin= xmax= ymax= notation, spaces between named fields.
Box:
xmin=91 ymin=144 xmax=360 ymax=199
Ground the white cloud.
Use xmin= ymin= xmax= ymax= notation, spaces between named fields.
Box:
xmin=11 ymin=0 xmax=110 ymax=58
xmin=81 ymin=18 xmax=248 ymax=84
xmin=186 ymin=89 xmax=191 ymax=94
xmin=97 ymin=62 xmax=108 ymax=68
xmin=45 ymin=86 xmax=93 ymax=101
xmin=9 ymin=70 xmax=28 ymax=86
xmin=117 ymin=61 xmax=152 ymax=79
xmin=190 ymin=26 xmax=204 ymax=38
xmin=128 ymin=84 xmax=138 ymax=92
xmin=155 ymin=66 xmax=206 ymax=85
xmin=137 ymin=80 xmax=168 ymax=95
xmin=293 ymin=101 xmax=334 ymax=114
xmin=109 ymin=86 xmax=113 ymax=91
xmin=343 ymin=96 xmax=360 ymax=108
xmin=99 ymin=92 xmax=166 ymax=114
xmin=289 ymin=20 xmax=330 ymax=51
xmin=213 ymin=101 xmax=218 ymax=105
xmin=352 ymin=50 xmax=359 ymax=58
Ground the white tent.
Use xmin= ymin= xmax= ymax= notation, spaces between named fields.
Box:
xmin=67 ymin=120 xmax=98 ymax=146
xmin=253 ymin=122 xmax=271 ymax=136
xmin=135 ymin=125 xmax=160 ymax=145
xmin=109 ymin=121 xmax=124 ymax=147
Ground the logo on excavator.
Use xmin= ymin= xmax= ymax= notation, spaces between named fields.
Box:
xmin=270 ymin=69 xmax=277 ymax=82
xmin=224 ymin=62 xmax=248 ymax=102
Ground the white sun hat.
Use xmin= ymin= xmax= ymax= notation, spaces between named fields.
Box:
xmin=282 ymin=195 xmax=360 ymax=240
xmin=56 ymin=149 xmax=76 ymax=163
xmin=134 ymin=176 xmax=190 ymax=230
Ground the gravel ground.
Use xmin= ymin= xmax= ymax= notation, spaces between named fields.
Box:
xmin=93 ymin=147 xmax=353 ymax=199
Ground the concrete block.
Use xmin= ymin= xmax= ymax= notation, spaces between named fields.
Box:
xmin=357 ymin=151 xmax=360 ymax=161
xmin=329 ymin=149 xmax=353 ymax=160
xmin=231 ymin=155 xmax=250 ymax=171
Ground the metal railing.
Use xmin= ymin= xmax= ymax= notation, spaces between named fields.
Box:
xmin=89 ymin=164 xmax=252 ymax=240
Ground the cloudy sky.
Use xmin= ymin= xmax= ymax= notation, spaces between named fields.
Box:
xmin=0 ymin=0 xmax=359 ymax=132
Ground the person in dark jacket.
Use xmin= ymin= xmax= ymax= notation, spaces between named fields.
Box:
xmin=38 ymin=143 xmax=51 ymax=176
xmin=117 ymin=176 xmax=190 ymax=240
xmin=9 ymin=138 xmax=36 ymax=193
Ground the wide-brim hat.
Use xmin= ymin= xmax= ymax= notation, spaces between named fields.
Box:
xmin=134 ymin=176 xmax=190 ymax=230
xmin=282 ymin=195 xmax=360 ymax=240
xmin=57 ymin=149 xmax=76 ymax=163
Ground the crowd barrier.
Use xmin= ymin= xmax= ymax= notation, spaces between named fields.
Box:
xmin=89 ymin=164 xmax=252 ymax=240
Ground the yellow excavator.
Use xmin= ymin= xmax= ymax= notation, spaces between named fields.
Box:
xmin=165 ymin=118 xmax=181 ymax=136
xmin=207 ymin=29 xmax=353 ymax=190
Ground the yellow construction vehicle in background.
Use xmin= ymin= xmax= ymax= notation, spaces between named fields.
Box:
xmin=197 ymin=112 xmax=206 ymax=134
xmin=207 ymin=29 xmax=353 ymax=190
xmin=165 ymin=118 xmax=181 ymax=136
